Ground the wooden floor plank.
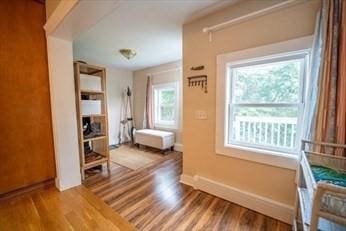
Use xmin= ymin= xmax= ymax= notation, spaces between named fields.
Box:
xmin=176 ymin=193 xmax=214 ymax=230
xmin=84 ymin=146 xmax=292 ymax=231
xmin=0 ymin=185 xmax=135 ymax=231
xmin=261 ymin=216 xmax=279 ymax=231
xmin=132 ymin=183 xmax=194 ymax=228
xmin=121 ymin=176 xmax=183 ymax=219
xmin=215 ymin=202 xmax=242 ymax=230
xmin=1 ymin=147 xmax=292 ymax=230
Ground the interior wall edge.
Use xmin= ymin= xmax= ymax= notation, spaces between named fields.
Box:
xmin=174 ymin=143 xmax=183 ymax=152
xmin=44 ymin=0 xmax=78 ymax=37
xmin=46 ymin=36 xmax=82 ymax=191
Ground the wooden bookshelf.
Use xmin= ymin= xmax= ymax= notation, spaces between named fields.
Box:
xmin=74 ymin=62 xmax=110 ymax=180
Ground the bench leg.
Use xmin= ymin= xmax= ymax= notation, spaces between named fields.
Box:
xmin=161 ymin=147 xmax=174 ymax=154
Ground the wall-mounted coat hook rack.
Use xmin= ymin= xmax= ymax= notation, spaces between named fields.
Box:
xmin=190 ymin=65 xmax=204 ymax=71
xmin=187 ymin=75 xmax=208 ymax=93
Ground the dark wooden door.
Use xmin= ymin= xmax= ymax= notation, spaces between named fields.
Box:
xmin=0 ymin=0 xmax=56 ymax=194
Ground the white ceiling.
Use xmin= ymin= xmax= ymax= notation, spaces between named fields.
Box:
xmin=73 ymin=0 xmax=235 ymax=71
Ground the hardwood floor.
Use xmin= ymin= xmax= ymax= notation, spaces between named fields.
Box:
xmin=84 ymin=148 xmax=292 ymax=231
xmin=0 ymin=185 xmax=135 ymax=231
xmin=0 ymin=148 xmax=292 ymax=230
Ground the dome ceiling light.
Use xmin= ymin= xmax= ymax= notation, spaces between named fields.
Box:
xmin=119 ymin=48 xmax=137 ymax=60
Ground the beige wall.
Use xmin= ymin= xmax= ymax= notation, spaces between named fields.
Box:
xmin=183 ymin=0 xmax=320 ymax=206
xmin=133 ymin=61 xmax=183 ymax=144
xmin=45 ymin=0 xmax=61 ymax=20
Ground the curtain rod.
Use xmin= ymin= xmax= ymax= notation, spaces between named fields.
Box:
xmin=202 ymin=0 xmax=301 ymax=40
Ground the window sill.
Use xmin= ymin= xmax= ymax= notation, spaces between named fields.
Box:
xmin=154 ymin=125 xmax=179 ymax=131
xmin=215 ymin=144 xmax=298 ymax=170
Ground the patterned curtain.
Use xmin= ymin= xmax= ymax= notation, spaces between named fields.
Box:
xmin=306 ymin=0 xmax=346 ymax=156
xmin=143 ymin=76 xmax=154 ymax=129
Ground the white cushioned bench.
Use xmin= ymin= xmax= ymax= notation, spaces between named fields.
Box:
xmin=135 ymin=129 xmax=175 ymax=150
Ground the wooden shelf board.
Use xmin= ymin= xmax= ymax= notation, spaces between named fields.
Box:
xmin=83 ymin=135 xmax=107 ymax=142
xmin=80 ymin=89 xmax=104 ymax=95
xmin=76 ymin=62 xmax=105 ymax=75
xmin=83 ymin=157 xmax=108 ymax=169
xmin=80 ymin=70 xmax=102 ymax=75
xmin=82 ymin=114 xmax=106 ymax=118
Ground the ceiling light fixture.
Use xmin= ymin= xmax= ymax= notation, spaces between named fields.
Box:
xmin=119 ymin=48 xmax=137 ymax=60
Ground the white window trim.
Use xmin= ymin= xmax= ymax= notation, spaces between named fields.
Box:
xmin=215 ymin=36 xmax=313 ymax=170
xmin=152 ymin=82 xmax=179 ymax=130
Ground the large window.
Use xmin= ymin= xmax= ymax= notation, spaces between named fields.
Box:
xmin=216 ymin=37 xmax=312 ymax=169
xmin=227 ymin=53 xmax=308 ymax=153
xmin=153 ymin=82 xmax=178 ymax=128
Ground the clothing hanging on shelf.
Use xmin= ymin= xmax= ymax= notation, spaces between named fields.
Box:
xmin=119 ymin=86 xmax=135 ymax=144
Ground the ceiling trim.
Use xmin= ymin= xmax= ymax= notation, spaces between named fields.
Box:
xmin=44 ymin=0 xmax=78 ymax=37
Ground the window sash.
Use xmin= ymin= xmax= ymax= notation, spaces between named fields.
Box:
xmin=227 ymin=104 xmax=302 ymax=153
xmin=158 ymin=105 xmax=175 ymax=123
xmin=228 ymin=54 xmax=306 ymax=105
xmin=153 ymin=82 xmax=178 ymax=128
xmin=226 ymin=54 xmax=307 ymax=154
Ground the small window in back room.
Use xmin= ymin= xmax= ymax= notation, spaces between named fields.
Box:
xmin=153 ymin=82 xmax=179 ymax=129
xmin=227 ymin=53 xmax=308 ymax=153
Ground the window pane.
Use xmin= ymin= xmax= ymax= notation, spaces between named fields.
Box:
xmin=160 ymin=89 xmax=175 ymax=105
xmin=154 ymin=85 xmax=177 ymax=126
xmin=232 ymin=59 xmax=302 ymax=103
xmin=229 ymin=106 xmax=298 ymax=150
xmin=160 ymin=106 xmax=175 ymax=122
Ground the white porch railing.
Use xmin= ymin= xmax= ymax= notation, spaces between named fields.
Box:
xmin=233 ymin=116 xmax=297 ymax=149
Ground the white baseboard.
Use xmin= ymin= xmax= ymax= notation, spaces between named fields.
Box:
xmin=180 ymin=174 xmax=294 ymax=224
xmin=55 ymin=176 xmax=81 ymax=192
xmin=180 ymin=174 xmax=195 ymax=187
xmin=174 ymin=143 xmax=183 ymax=152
